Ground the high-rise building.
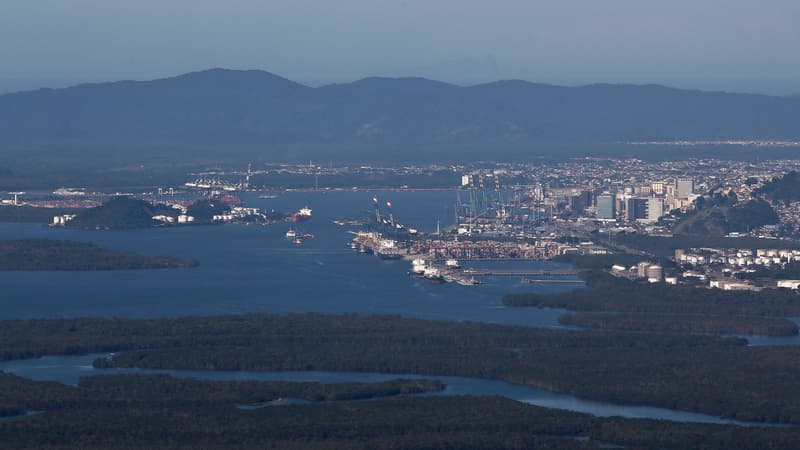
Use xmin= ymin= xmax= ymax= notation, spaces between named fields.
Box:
xmin=626 ymin=197 xmax=663 ymax=223
xmin=597 ymin=193 xmax=616 ymax=219
xmin=626 ymin=198 xmax=648 ymax=221
xmin=676 ymin=178 xmax=694 ymax=200
xmin=651 ymin=182 xmax=666 ymax=195
xmin=570 ymin=191 xmax=593 ymax=213
xmin=646 ymin=197 xmax=663 ymax=222
xmin=532 ymin=184 xmax=545 ymax=202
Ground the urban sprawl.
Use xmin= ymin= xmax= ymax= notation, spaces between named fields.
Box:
xmin=5 ymin=158 xmax=800 ymax=291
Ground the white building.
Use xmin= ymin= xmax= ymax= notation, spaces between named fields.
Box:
xmin=777 ymin=280 xmax=800 ymax=290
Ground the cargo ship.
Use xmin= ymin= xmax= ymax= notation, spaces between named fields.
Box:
xmin=422 ymin=266 xmax=445 ymax=284
xmin=410 ymin=259 xmax=445 ymax=283
xmin=411 ymin=258 xmax=427 ymax=274
xmin=290 ymin=207 xmax=312 ymax=222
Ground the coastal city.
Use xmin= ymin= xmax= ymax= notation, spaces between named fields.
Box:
xmin=4 ymin=158 xmax=800 ymax=292
xmin=6 ymin=2 xmax=800 ymax=448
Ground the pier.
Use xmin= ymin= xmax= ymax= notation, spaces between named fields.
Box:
xmin=519 ymin=278 xmax=584 ymax=284
xmin=462 ymin=269 xmax=578 ymax=277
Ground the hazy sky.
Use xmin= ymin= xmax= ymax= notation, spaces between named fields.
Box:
xmin=2 ymin=0 xmax=799 ymax=93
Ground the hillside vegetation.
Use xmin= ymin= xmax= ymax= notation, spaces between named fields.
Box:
xmin=67 ymin=196 xmax=222 ymax=229
xmin=67 ymin=197 xmax=160 ymax=229
xmin=0 ymin=239 xmax=197 ymax=270
xmin=4 ymin=314 xmax=800 ymax=423
xmin=1 ymin=375 xmax=799 ymax=449
xmin=756 ymin=170 xmax=800 ymax=203
xmin=503 ymin=270 xmax=800 ymax=316
xmin=672 ymin=192 xmax=778 ymax=236
xmin=2 ymin=68 xmax=800 ymax=163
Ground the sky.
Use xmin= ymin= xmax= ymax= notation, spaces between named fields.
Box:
xmin=1 ymin=0 xmax=799 ymax=94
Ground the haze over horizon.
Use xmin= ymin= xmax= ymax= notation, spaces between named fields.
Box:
xmin=2 ymin=0 xmax=799 ymax=95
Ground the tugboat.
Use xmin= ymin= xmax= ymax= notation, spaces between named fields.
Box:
xmin=285 ymin=228 xmax=298 ymax=239
xmin=456 ymin=277 xmax=481 ymax=286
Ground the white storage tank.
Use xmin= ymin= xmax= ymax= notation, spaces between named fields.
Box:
xmin=646 ymin=265 xmax=663 ymax=281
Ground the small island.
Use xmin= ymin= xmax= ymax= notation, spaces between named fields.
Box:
xmin=64 ymin=197 xmax=188 ymax=229
xmin=0 ymin=239 xmax=197 ymax=270
xmin=81 ymin=374 xmax=445 ymax=404
xmin=56 ymin=196 xmax=297 ymax=229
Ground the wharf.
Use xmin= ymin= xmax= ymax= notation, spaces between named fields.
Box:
xmin=462 ymin=269 xmax=578 ymax=277
xmin=519 ymin=278 xmax=584 ymax=284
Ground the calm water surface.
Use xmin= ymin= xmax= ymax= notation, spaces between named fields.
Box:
xmin=1 ymin=190 xmax=799 ymax=345
xmin=1 ymin=191 xmax=796 ymax=426
xmin=0 ymin=190 xmax=576 ymax=327
xmin=0 ymin=353 xmax=783 ymax=428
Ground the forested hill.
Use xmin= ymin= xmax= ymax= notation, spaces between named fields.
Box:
xmin=0 ymin=239 xmax=197 ymax=270
xmin=1 ymin=68 xmax=800 ymax=162
xmin=756 ymin=171 xmax=800 ymax=203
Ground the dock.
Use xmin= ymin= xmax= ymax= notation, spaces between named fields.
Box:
xmin=462 ymin=269 xmax=578 ymax=277
xmin=519 ymin=278 xmax=584 ymax=284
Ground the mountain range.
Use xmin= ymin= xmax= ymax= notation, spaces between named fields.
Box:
xmin=1 ymin=68 xmax=799 ymax=162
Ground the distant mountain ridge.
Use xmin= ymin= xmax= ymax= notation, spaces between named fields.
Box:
xmin=1 ymin=68 xmax=799 ymax=162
